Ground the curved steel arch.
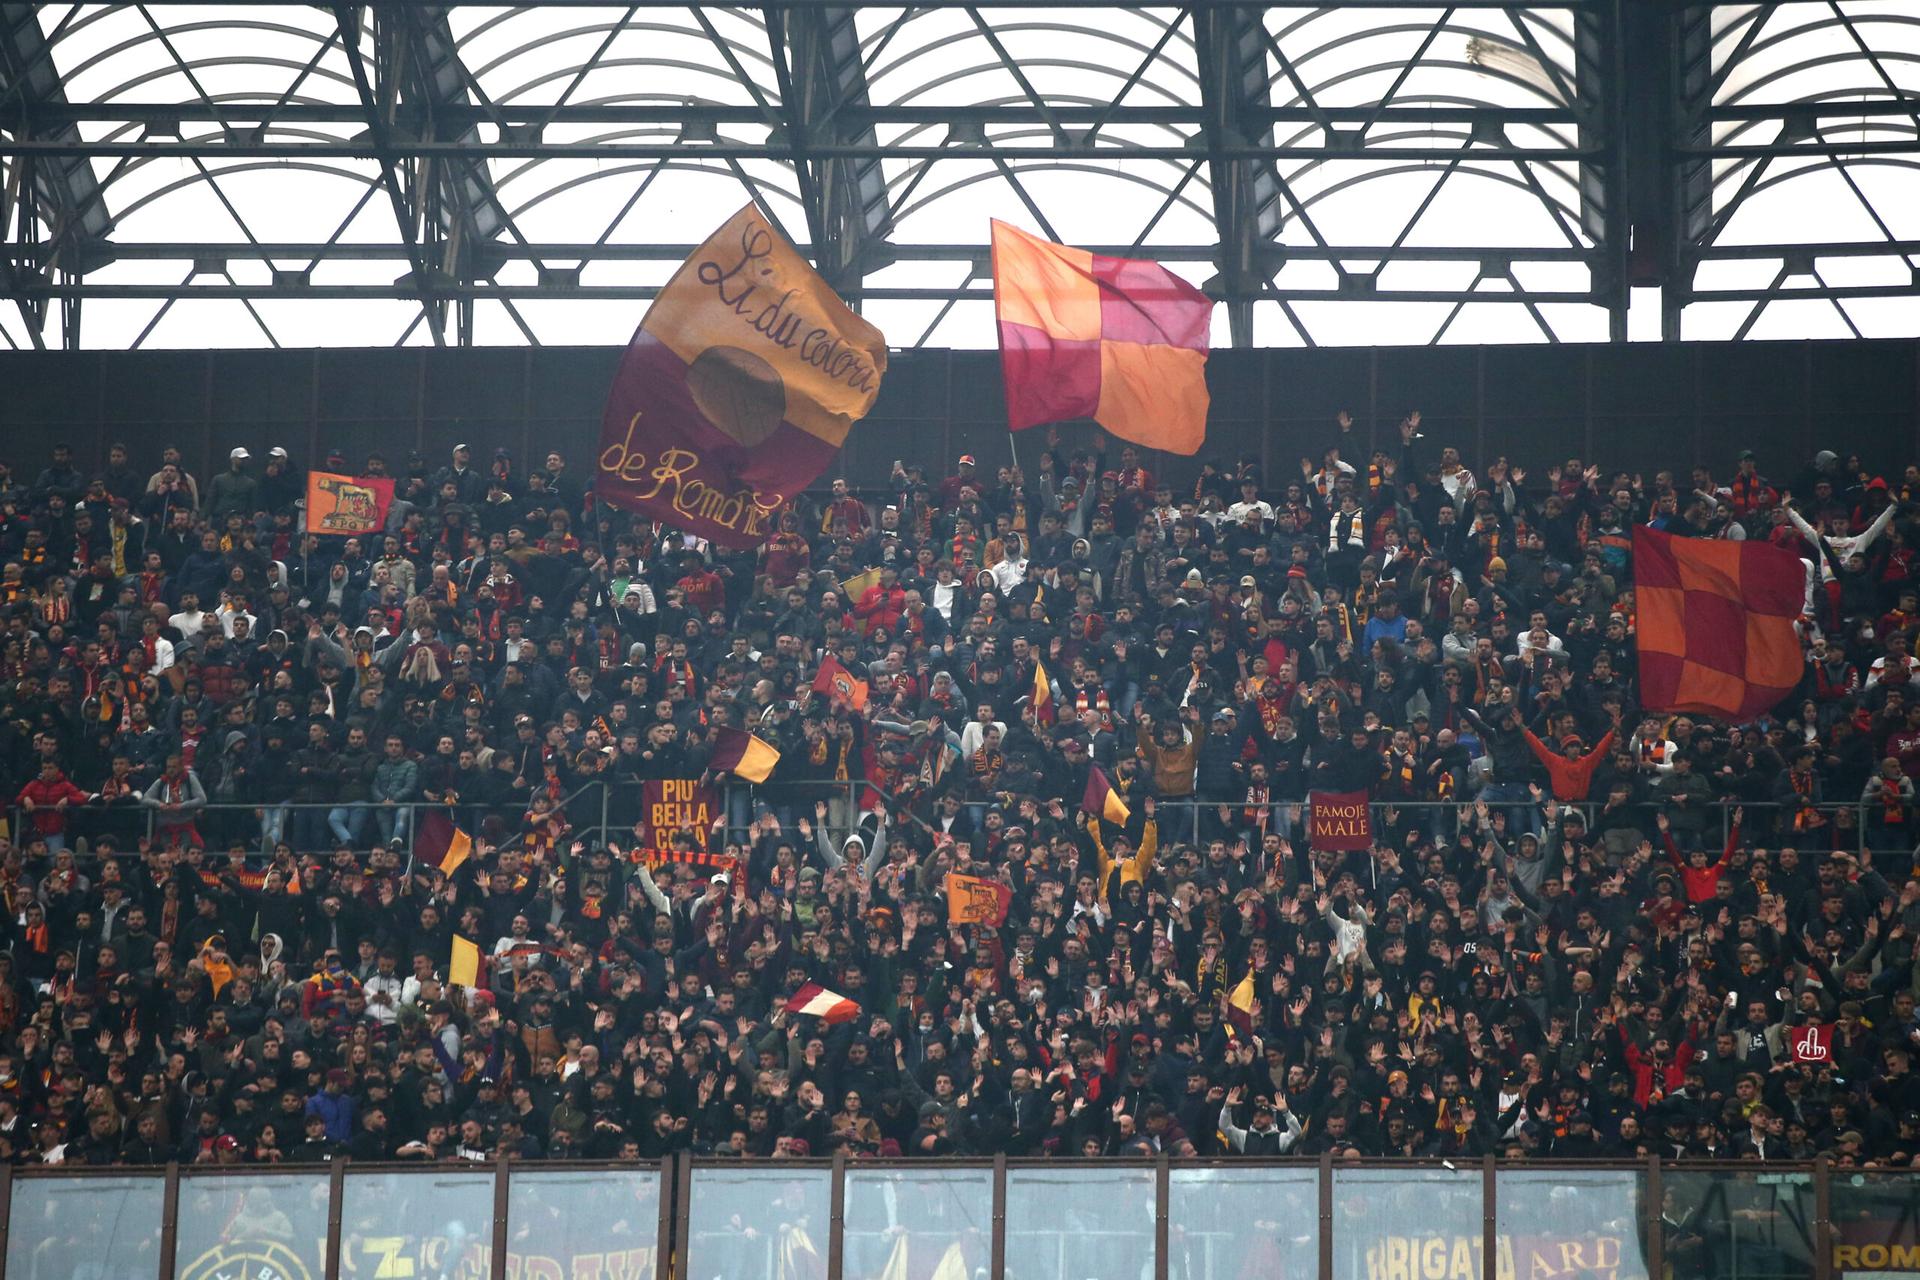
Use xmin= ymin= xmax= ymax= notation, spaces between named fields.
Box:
xmin=51 ymin=19 xmax=355 ymax=101
xmin=867 ymin=18 xmax=1202 ymax=100
xmin=496 ymin=157 xmax=808 ymax=222
xmin=888 ymin=157 xmax=1217 ymax=231
xmin=3 ymin=0 xmax=1917 ymax=349
xmin=467 ymin=21 xmax=784 ymax=104
xmin=101 ymin=157 xmax=385 ymax=227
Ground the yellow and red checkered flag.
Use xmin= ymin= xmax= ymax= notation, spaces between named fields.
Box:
xmin=1634 ymin=527 xmax=1803 ymax=721
xmin=991 ymin=220 xmax=1212 ymax=455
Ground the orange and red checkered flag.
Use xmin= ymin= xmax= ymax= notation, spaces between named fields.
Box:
xmin=991 ymin=220 xmax=1212 ymax=455
xmin=1634 ymin=527 xmax=1804 ymax=721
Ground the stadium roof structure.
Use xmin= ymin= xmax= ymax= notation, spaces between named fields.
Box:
xmin=1 ymin=1 xmax=1917 ymax=350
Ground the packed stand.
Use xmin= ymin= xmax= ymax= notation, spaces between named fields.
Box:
xmin=1 ymin=423 xmax=1919 ymax=1170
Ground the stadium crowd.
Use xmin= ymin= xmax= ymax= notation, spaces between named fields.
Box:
xmin=2 ymin=420 xmax=1920 ymax=1170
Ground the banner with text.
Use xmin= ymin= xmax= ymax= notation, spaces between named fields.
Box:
xmin=596 ymin=203 xmax=888 ymax=548
xmin=637 ymin=779 xmax=718 ymax=851
xmin=1309 ymin=790 xmax=1374 ymax=851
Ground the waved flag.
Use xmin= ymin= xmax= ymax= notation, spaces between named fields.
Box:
xmin=710 ymin=726 xmax=780 ymax=784
xmin=1083 ymin=766 xmax=1130 ymax=827
xmin=992 ymin=219 xmax=1211 ymax=455
xmin=813 ymin=653 xmax=870 ymax=710
xmin=946 ymin=872 xmax=1013 ymax=926
xmin=597 ymin=204 xmax=887 ymax=548
xmin=785 ymin=981 xmax=860 ymax=1025
xmin=1226 ymin=971 xmax=1256 ymax=1037
xmin=306 ymin=471 xmax=394 ymax=537
xmin=1634 ymin=526 xmax=1803 ymax=721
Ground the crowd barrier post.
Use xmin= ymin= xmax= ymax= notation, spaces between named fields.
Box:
xmin=990 ymin=1153 xmax=1008 ymax=1280
xmin=324 ymin=1156 xmax=347 ymax=1280
xmin=655 ymin=1154 xmax=677 ymax=1274
xmin=671 ymin=1150 xmax=694 ymax=1280
xmin=827 ymin=1149 xmax=848 ymax=1280
xmin=1317 ymin=1152 xmax=1335 ymax=1279
xmin=1480 ymin=1154 xmax=1497 ymax=1280
xmin=1153 ymin=1153 xmax=1171 ymax=1280
xmin=157 ymin=1162 xmax=181 ymax=1280
xmin=1645 ymin=1153 xmax=1664 ymax=1280
xmin=1816 ymin=1154 xmax=1834 ymax=1280
xmin=491 ymin=1155 xmax=511 ymax=1280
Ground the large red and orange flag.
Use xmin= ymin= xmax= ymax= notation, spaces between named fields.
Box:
xmin=1634 ymin=527 xmax=1803 ymax=721
xmin=991 ymin=220 xmax=1212 ymax=455
xmin=598 ymin=204 xmax=887 ymax=548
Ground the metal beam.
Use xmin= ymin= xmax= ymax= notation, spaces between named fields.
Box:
xmin=333 ymin=3 xmax=446 ymax=345
xmin=0 ymin=0 xmax=1912 ymax=349
xmin=0 ymin=138 xmax=1609 ymax=161
xmin=770 ymin=6 xmax=892 ymax=293
xmin=21 ymin=279 xmax=1898 ymax=305
xmin=124 ymin=0 xmax=1603 ymax=7
xmin=1193 ymin=6 xmax=1284 ymax=346
xmin=390 ymin=4 xmax=513 ymax=343
xmin=0 ymin=3 xmax=113 ymax=347
xmin=19 ymin=102 xmax=1600 ymax=126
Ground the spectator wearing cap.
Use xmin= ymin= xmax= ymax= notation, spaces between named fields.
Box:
xmin=434 ymin=443 xmax=487 ymax=507
xmin=204 ymin=447 xmax=259 ymax=521
xmin=257 ymin=446 xmax=301 ymax=514
xmin=937 ymin=453 xmax=978 ymax=511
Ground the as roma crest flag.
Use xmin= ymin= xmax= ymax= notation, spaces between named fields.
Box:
xmin=1633 ymin=526 xmax=1803 ymax=721
xmin=946 ymin=873 xmax=1013 ymax=926
xmin=1309 ymin=790 xmax=1373 ymax=851
xmin=306 ymin=471 xmax=393 ymax=537
xmin=813 ymin=654 xmax=869 ymax=710
xmin=991 ymin=220 xmax=1212 ymax=455
xmin=597 ymin=204 xmax=887 ymax=548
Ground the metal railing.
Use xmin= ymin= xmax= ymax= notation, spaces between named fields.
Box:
xmin=5 ymin=781 xmax=620 ymax=862
xmin=5 ymin=798 xmax=443 ymax=860
xmin=590 ymin=781 xmax=1890 ymax=861
xmin=3 ymin=1153 xmax=1910 ymax=1280
xmin=10 ymin=785 xmax=1895 ymax=869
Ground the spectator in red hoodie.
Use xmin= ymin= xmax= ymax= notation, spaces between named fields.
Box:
xmin=1524 ymin=706 xmax=1621 ymax=801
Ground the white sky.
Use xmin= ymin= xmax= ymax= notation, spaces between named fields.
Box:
xmin=2 ymin=2 xmax=1916 ymax=350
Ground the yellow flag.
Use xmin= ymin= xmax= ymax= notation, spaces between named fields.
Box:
xmin=438 ymin=827 xmax=472 ymax=876
xmin=1226 ymin=970 xmax=1256 ymax=1037
xmin=449 ymin=935 xmax=480 ymax=988
xmin=930 ymin=1243 xmax=968 ymax=1280
xmin=840 ymin=567 xmax=882 ymax=600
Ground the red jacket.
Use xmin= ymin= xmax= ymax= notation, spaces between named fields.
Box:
xmin=1618 ymin=1028 xmax=1695 ymax=1108
xmin=1662 ymin=821 xmax=1741 ymax=903
xmin=15 ymin=774 xmax=91 ymax=836
xmin=853 ymin=584 xmax=905 ymax=637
